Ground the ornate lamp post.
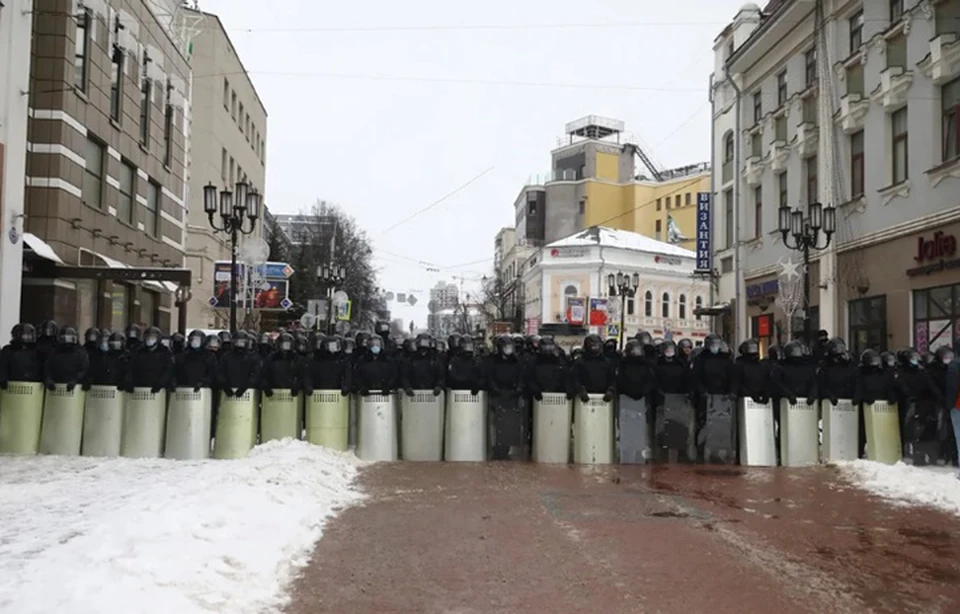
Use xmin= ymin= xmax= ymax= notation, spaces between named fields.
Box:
xmin=317 ymin=263 xmax=346 ymax=334
xmin=203 ymin=180 xmax=261 ymax=335
xmin=607 ymin=271 xmax=640 ymax=350
xmin=777 ymin=201 xmax=836 ymax=345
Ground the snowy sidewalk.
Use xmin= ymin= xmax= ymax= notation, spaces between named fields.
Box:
xmin=838 ymin=460 xmax=960 ymax=517
xmin=0 ymin=440 xmax=366 ymax=614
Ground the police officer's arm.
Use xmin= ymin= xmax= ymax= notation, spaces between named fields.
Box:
xmin=71 ymin=349 xmax=90 ymax=388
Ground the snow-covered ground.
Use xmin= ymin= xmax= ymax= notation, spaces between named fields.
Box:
xmin=838 ymin=460 xmax=960 ymax=517
xmin=0 ymin=440 xmax=366 ymax=614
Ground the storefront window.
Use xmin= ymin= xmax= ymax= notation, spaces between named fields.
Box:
xmin=913 ymin=283 xmax=960 ymax=353
xmin=848 ymin=296 xmax=886 ymax=357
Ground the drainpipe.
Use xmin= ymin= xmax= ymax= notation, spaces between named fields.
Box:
xmin=723 ymin=62 xmax=744 ymax=345
xmin=708 ymin=74 xmax=717 ymax=320
xmin=598 ymin=245 xmax=606 ymax=337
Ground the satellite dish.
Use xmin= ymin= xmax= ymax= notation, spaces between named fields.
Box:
xmin=385 ymin=291 xmax=395 ymax=301
xmin=240 ymin=238 xmax=270 ymax=265
xmin=427 ymin=299 xmax=438 ymax=314
xmin=407 ymin=294 xmax=418 ymax=306
xmin=299 ymin=313 xmax=316 ymax=328
xmin=332 ymin=290 xmax=349 ymax=306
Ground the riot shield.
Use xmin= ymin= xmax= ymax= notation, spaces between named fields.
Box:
xmin=618 ymin=395 xmax=651 ymax=464
xmin=0 ymin=381 xmax=45 ymax=454
xmin=82 ymin=385 xmax=125 ymax=457
xmin=902 ymin=400 xmax=941 ymax=466
xmin=863 ymin=400 xmax=902 ymax=464
xmin=213 ymin=390 xmax=259 ymax=459
xmin=779 ymin=397 xmax=819 ymax=467
xmin=121 ymin=388 xmax=168 ymax=458
xmin=164 ymin=387 xmax=212 ymax=460
xmin=822 ymin=398 xmax=859 ymax=463
xmin=305 ymin=390 xmax=350 ymax=451
xmin=698 ymin=395 xmax=738 ymax=465
xmin=400 ymin=390 xmax=444 ymax=461
xmin=445 ymin=390 xmax=486 ymax=462
xmin=737 ymin=398 xmax=777 ymax=467
xmin=533 ymin=392 xmax=572 ymax=463
xmin=39 ymin=384 xmax=86 ymax=456
xmin=357 ymin=393 xmax=398 ymax=461
xmin=348 ymin=393 xmax=359 ymax=450
xmin=261 ymin=389 xmax=300 ymax=443
xmin=573 ymin=394 xmax=614 ymax=465
xmin=655 ymin=393 xmax=696 ymax=463
xmin=488 ymin=391 xmax=528 ymax=461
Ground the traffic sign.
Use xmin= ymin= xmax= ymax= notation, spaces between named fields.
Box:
xmin=280 ymin=297 xmax=292 ymax=310
xmin=607 ymin=324 xmax=620 ymax=338
xmin=208 ymin=296 xmax=219 ymax=307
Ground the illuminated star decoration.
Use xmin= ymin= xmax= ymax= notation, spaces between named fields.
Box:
xmin=778 ymin=257 xmax=802 ymax=281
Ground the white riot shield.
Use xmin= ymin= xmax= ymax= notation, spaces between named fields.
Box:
xmin=779 ymin=397 xmax=819 ymax=467
xmin=213 ymin=390 xmax=259 ymax=460
xmin=738 ymin=398 xmax=777 ymax=467
xmin=822 ymin=399 xmax=859 ymax=462
xmin=533 ymin=392 xmax=573 ymax=464
xmin=0 ymin=381 xmax=46 ymax=455
xmin=444 ymin=390 xmax=487 ymax=462
xmin=306 ymin=390 xmax=350 ymax=451
xmin=618 ymin=395 xmax=652 ymax=465
xmin=573 ymin=394 xmax=614 ymax=465
xmin=357 ymin=393 xmax=398 ymax=462
xmin=82 ymin=385 xmax=125 ymax=457
xmin=261 ymin=389 xmax=300 ymax=443
xmin=401 ymin=390 xmax=444 ymax=461
xmin=701 ymin=395 xmax=738 ymax=465
xmin=121 ymin=388 xmax=168 ymax=458
xmin=39 ymin=384 xmax=86 ymax=456
xmin=164 ymin=387 xmax=212 ymax=460
xmin=863 ymin=400 xmax=901 ymax=465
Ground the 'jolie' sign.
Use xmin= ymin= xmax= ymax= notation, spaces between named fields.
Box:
xmin=915 ymin=231 xmax=956 ymax=262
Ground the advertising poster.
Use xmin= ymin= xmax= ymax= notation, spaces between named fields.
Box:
xmin=253 ymin=280 xmax=288 ymax=309
xmin=588 ymin=298 xmax=608 ymax=326
xmin=212 ymin=261 xmax=293 ymax=311
xmin=696 ymin=192 xmax=712 ymax=272
xmin=565 ymin=297 xmax=586 ymax=326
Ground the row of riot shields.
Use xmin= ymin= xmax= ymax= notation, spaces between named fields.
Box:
xmin=0 ymin=381 xmax=353 ymax=460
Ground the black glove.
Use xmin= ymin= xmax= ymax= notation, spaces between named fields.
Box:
xmin=236 ymin=388 xmax=248 ymax=398
xmin=830 ymin=397 xmax=839 ymax=406
xmin=150 ymin=386 xmax=162 ymax=394
xmin=805 ymin=397 xmax=815 ymax=406
xmin=66 ymin=382 xmax=77 ymax=392
xmin=579 ymin=391 xmax=590 ymax=403
xmin=863 ymin=397 xmax=876 ymax=406
xmin=223 ymin=387 xmax=235 ymax=397
xmin=404 ymin=388 xmax=415 ymax=397
xmin=82 ymin=383 xmax=92 ymax=391
xmin=0 ymin=382 xmax=7 ymax=390
xmin=533 ymin=391 xmax=543 ymax=401
xmin=432 ymin=387 xmax=442 ymax=396
xmin=750 ymin=396 xmax=762 ymax=404
xmin=263 ymin=388 xmax=274 ymax=398
xmin=360 ymin=388 xmax=370 ymax=396
xmin=602 ymin=392 xmax=612 ymax=403
xmin=470 ymin=389 xmax=479 ymax=396
xmin=788 ymin=397 xmax=798 ymax=405
xmin=45 ymin=381 xmax=56 ymax=391
xmin=565 ymin=392 xmax=575 ymax=400
xmin=340 ymin=389 xmax=349 ymax=397
xmin=193 ymin=385 xmax=202 ymax=393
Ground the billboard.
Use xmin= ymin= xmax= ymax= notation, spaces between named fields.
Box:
xmin=696 ymin=192 xmax=712 ymax=272
xmin=211 ymin=260 xmax=293 ymax=311
xmin=565 ymin=297 xmax=586 ymax=326
xmin=588 ymin=298 xmax=608 ymax=326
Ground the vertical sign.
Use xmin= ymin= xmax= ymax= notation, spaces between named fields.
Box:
xmin=695 ymin=192 xmax=712 ymax=272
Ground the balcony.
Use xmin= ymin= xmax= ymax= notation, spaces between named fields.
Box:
xmin=836 ymin=94 xmax=869 ymax=134
xmin=917 ymin=33 xmax=960 ymax=85
xmin=768 ymin=139 xmax=790 ymax=172
xmin=871 ymin=66 xmax=913 ymax=111
xmin=793 ymin=122 xmax=818 ymax=158
xmin=742 ymin=155 xmax=764 ymax=187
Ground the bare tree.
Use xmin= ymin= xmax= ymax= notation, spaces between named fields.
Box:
xmin=475 ymin=274 xmax=511 ymax=329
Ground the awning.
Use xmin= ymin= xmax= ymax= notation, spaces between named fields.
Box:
xmin=88 ymin=250 xmax=178 ymax=293
xmin=694 ymin=302 xmax=732 ymax=317
xmin=22 ymin=233 xmax=64 ymax=263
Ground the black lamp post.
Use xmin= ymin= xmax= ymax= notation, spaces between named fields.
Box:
xmin=317 ymin=263 xmax=346 ymax=334
xmin=203 ymin=180 xmax=261 ymax=335
xmin=777 ymin=201 xmax=836 ymax=345
xmin=607 ymin=271 xmax=640 ymax=350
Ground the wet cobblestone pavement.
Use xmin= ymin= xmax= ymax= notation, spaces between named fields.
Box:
xmin=286 ymin=463 xmax=960 ymax=614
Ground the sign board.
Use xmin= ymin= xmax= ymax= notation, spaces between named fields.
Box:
xmin=335 ymin=300 xmax=352 ymax=321
xmin=525 ymin=317 xmax=541 ymax=335
xmin=212 ymin=260 xmax=292 ymax=310
xmin=606 ymin=324 xmax=620 ymax=339
xmin=695 ymin=192 xmax=712 ymax=272
xmin=654 ymin=255 xmax=682 ymax=266
xmin=588 ymin=298 xmax=608 ymax=326
xmin=549 ymin=246 xmax=589 ymax=259
xmin=565 ymin=297 xmax=586 ymax=326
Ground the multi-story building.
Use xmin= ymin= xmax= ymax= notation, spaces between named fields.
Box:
xmin=182 ymin=7 xmax=267 ymax=329
xmin=492 ymin=227 xmax=535 ymax=331
xmin=0 ymin=1 xmax=35 ymax=344
xmin=713 ymin=0 xmax=960 ymax=355
xmin=20 ymin=0 xmax=192 ymax=331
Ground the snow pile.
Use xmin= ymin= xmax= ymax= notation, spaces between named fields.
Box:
xmin=838 ymin=460 xmax=960 ymax=517
xmin=0 ymin=440 xmax=366 ymax=614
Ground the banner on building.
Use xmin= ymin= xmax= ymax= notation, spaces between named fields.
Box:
xmin=565 ymin=297 xmax=586 ymax=326
xmin=211 ymin=260 xmax=293 ymax=311
xmin=588 ymin=298 xmax=608 ymax=326
xmin=696 ymin=192 xmax=712 ymax=273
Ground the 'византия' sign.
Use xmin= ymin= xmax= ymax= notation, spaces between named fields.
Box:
xmin=695 ymin=192 xmax=712 ymax=273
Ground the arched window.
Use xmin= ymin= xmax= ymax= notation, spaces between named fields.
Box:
xmin=679 ymin=294 xmax=687 ymax=320
xmin=662 ymin=292 xmax=670 ymax=319
xmin=723 ymin=131 xmax=734 ymax=164
xmin=644 ymin=291 xmax=653 ymax=317
xmin=564 ymin=284 xmax=577 ymax=296
xmin=695 ymin=296 xmax=704 ymax=321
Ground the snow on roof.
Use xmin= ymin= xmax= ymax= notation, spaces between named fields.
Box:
xmin=546 ymin=226 xmax=695 ymax=259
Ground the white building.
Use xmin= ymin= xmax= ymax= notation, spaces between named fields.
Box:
xmin=522 ymin=226 xmax=711 ymax=342
xmin=0 ymin=1 xmax=33 ymax=343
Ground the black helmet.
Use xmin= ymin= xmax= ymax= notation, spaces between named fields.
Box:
xmin=879 ymin=351 xmax=896 ymax=368
xmin=125 ymin=324 xmax=142 ymax=342
xmin=355 ymin=331 xmax=370 ymax=347
xmin=277 ymin=332 xmax=295 ymax=352
xmin=218 ymin=330 xmax=232 ymax=344
xmin=624 ymin=339 xmax=643 ymax=357
xmin=635 ymin=331 xmax=654 ymax=348
xmin=447 ymin=334 xmax=462 ymax=352
xmin=18 ymin=323 xmax=37 ymax=345
xmin=459 ymin=335 xmax=475 ymax=355
xmin=187 ymin=329 xmax=206 ymax=350
xmin=767 ymin=345 xmax=781 ymax=362
xmin=602 ymin=338 xmax=618 ymax=354
xmin=496 ymin=334 xmax=517 ymax=357
xmin=921 ymin=351 xmax=936 ymax=367
xmin=860 ymin=348 xmax=881 ymax=368
xmin=39 ymin=319 xmax=58 ymax=339
xmin=660 ymin=339 xmax=678 ymax=359
xmin=367 ymin=334 xmax=384 ymax=355
xmin=108 ymin=331 xmax=126 ymax=351
xmin=704 ymin=333 xmax=722 ymax=355
xmin=58 ymin=326 xmax=79 ymax=345
xmin=783 ymin=341 xmax=804 ymax=360
xmin=296 ymin=333 xmax=310 ymax=354
xmin=897 ymin=348 xmax=920 ymax=367
xmin=678 ymin=338 xmax=693 ymax=353
xmin=402 ymin=337 xmax=416 ymax=354
xmin=827 ymin=337 xmax=847 ymax=357
xmin=84 ymin=327 xmax=100 ymax=344
xmin=343 ymin=338 xmax=356 ymax=355
xmin=327 ymin=335 xmax=343 ymax=354
xmin=527 ymin=335 xmax=542 ymax=353
xmin=935 ymin=345 xmax=955 ymax=365
xmin=583 ymin=334 xmax=602 ymax=355
xmin=171 ymin=332 xmax=186 ymax=353
xmin=415 ymin=333 xmax=432 ymax=350
xmin=206 ymin=334 xmax=221 ymax=351
xmin=143 ymin=326 xmax=162 ymax=349
xmin=375 ymin=321 xmax=390 ymax=336
xmin=233 ymin=330 xmax=250 ymax=350
xmin=739 ymin=339 xmax=760 ymax=357
xmin=539 ymin=336 xmax=557 ymax=355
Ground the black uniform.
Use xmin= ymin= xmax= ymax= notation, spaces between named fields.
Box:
xmin=402 ymin=334 xmax=445 ymax=395
xmin=735 ymin=340 xmax=773 ymax=403
xmin=772 ymin=342 xmax=817 ymax=404
xmin=527 ymin=338 xmax=571 ymax=400
xmin=0 ymin=324 xmax=44 ymax=385
xmin=818 ymin=338 xmax=857 ymax=404
xmin=571 ymin=334 xmax=616 ymax=402
xmin=125 ymin=328 xmax=174 ymax=393
xmin=355 ymin=336 xmax=398 ymax=395
xmin=261 ymin=334 xmax=302 ymax=396
xmin=85 ymin=331 xmax=127 ymax=388
xmin=302 ymin=335 xmax=351 ymax=396
xmin=218 ymin=333 xmax=261 ymax=397
xmin=174 ymin=330 xmax=218 ymax=391
xmin=43 ymin=328 xmax=89 ymax=390
xmin=446 ymin=337 xmax=485 ymax=394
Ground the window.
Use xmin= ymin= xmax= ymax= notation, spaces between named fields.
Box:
xmin=221 ymin=148 xmax=228 ymax=182
xmin=935 ymin=0 xmax=960 ymax=36
xmin=685 ymin=192 xmax=691 ymax=206
xmin=118 ymin=162 xmax=135 ymax=224
xmin=83 ymin=137 xmax=105 ymax=207
xmin=777 ymin=71 xmax=787 ymax=106
xmin=527 ymin=201 xmax=537 ymax=215
xmin=846 ymin=62 xmax=864 ymax=96
xmin=942 ymin=77 xmax=960 ymax=161
xmin=74 ymin=8 xmax=91 ymax=92
xmin=626 ymin=297 xmax=635 ymax=316
xmin=851 ymin=130 xmax=865 ymax=196
xmin=655 ymin=219 xmax=662 ymax=240
xmin=774 ymin=115 xmax=787 ymax=141
xmin=656 ymin=198 xmax=662 ymax=211
xmin=695 ymin=296 xmax=704 ymax=321
xmin=805 ymin=48 xmax=817 ymax=86
xmin=223 ymin=78 xmax=230 ymax=110
xmin=849 ymin=296 xmax=887 ymax=356
xmin=661 ymin=293 xmax=670 ymax=319
xmin=239 ymin=102 xmax=244 ymax=129
xmin=753 ymin=91 xmax=762 ymax=123
xmin=802 ymin=95 xmax=818 ymax=124
xmin=890 ymin=0 xmax=904 ymax=22
xmin=665 ymin=195 xmax=671 ymax=209
xmin=110 ymin=46 xmax=124 ymax=122
xmin=778 ymin=171 xmax=788 ymax=207
xmin=723 ymin=132 xmax=734 ymax=182
xmin=849 ymin=10 xmax=864 ymax=53
xmin=231 ymin=91 xmax=237 ymax=119
xmin=721 ymin=257 xmax=733 ymax=273
xmin=644 ymin=291 xmax=653 ymax=317
xmin=163 ymin=83 xmax=174 ymax=167
xmin=805 ymin=155 xmax=818 ymax=204
xmin=229 ymin=157 xmax=235 ymax=186
xmin=578 ymin=199 xmax=585 ymax=215
xmin=679 ymin=295 xmax=687 ymax=320
xmin=892 ymin=107 xmax=909 ymax=184
xmin=753 ymin=186 xmax=763 ymax=238
xmin=887 ymin=33 xmax=906 ymax=68
xmin=724 ymin=188 xmax=733 ymax=248
xmin=751 ymin=131 xmax=763 ymax=157
xmin=145 ymin=181 xmax=160 ymax=237
xmin=913 ymin=284 xmax=960 ymax=353
xmin=139 ymin=55 xmax=151 ymax=147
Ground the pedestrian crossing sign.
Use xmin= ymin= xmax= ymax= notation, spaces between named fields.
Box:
xmin=607 ymin=324 xmax=620 ymax=338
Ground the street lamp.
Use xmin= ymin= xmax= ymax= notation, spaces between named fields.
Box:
xmin=777 ymin=201 xmax=836 ymax=345
xmin=607 ymin=270 xmax=640 ymax=350
xmin=204 ymin=180 xmax=261 ymax=335
xmin=317 ymin=263 xmax=346 ymax=334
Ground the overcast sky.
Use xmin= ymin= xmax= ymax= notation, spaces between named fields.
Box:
xmin=198 ymin=0 xmax=748 ymax=329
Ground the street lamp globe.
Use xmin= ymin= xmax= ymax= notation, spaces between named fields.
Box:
xmin=234 ymin=180 xmax=249 ymax=215
xmin=778 ymin=204 xmax=791 ymax=239
xmin=246 ymin=190 xmax=261 ymax=221
xmin=219 ymin=188 xmax=232 ymax=219
xmin=203 ymin=183 xmax=218 ymax=216
xmin=631 ymin=272 xmax=640 ymax=290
